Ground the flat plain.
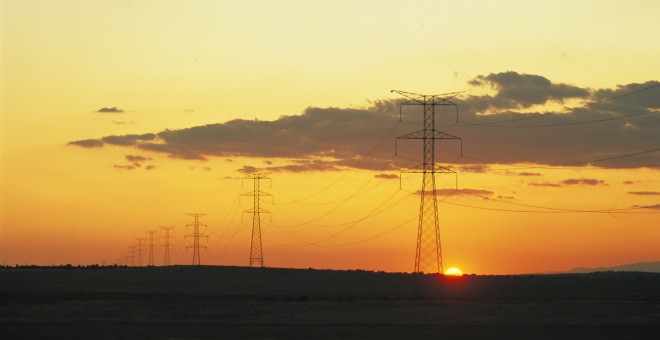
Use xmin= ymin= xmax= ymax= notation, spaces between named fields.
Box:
xmin=1 ymin=266 xmax=659 ymax=339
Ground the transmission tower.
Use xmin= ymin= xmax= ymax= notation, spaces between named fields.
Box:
xmin=128 ymin=245 xmax=137 ymax=267
xmin=185 ymin=213 xmax=208 ymax=265
xmin=393 ymin=90 xmax=462 ymax=274
xmin=146 ymin=230 xmax=158 ymax=266
xmin=135 ymin=238 xmax=146 ymax=267
xmin=240 ymin=171 xmax=272 ymax=267
xmin=160 ymin=226 xmax=175 ymax=266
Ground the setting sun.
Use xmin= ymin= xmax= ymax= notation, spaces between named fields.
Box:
xmin=444 ymin=267 xmax=464 ymax=276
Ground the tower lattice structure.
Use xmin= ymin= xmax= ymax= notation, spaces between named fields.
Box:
xmin=240 ymin=171 xmax=272 ymax=267
xmin=128 ymin=245 xmax=137 ymax=267
xmin=146 ymin=229 xmax=157 ymax=266
xmin=393 ymin=90 xmax=462 ymax=274
xmin=135 ymin=238 xmax=146 ymax=267
xmin=160 ymin=226 xmax=175 ymax=266
xmin=185 ymin=213 xmax=208 ymax=265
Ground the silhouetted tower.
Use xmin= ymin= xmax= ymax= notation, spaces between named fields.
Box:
xmin=128 ymin=245 xmax=137 ymax=267
xmin=160 ymin=226 xmax=175 ymax=266
xmin=240 ymin=171 xmax=272 ymax=267
xmin=135 ymin=238 xmax=146 ymax=267
xmin=146 ymin=230 xmax=157 ymax=267
xmin=185 ymin=213 xmax=208 ymax=265
xmin=393 ymin=90 xmax=462 ymax=274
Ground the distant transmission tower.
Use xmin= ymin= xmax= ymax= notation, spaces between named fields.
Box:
xmin=135 ymin=238 xmax=146 ymax=267
xmin=393 ymin=90 xmax=462 ymax=274
xmin=240 ymin=171 xmax=272 ymax=267
xmin=146 ymin=230 xmax=158 ymax=266
xmin=160 ymin=226 xmax=175 ymax=266
xmin=128 ymin=245 xmax=137 ymax=267
xmin=185 ymin=213 xmax=208 ymax=265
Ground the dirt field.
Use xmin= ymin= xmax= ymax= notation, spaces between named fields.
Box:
xmin=1 ymin=266 xmax=659 ymax=339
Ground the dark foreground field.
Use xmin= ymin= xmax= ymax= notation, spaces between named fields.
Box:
xmin=1 ymin=266 xmax=659 ymax=339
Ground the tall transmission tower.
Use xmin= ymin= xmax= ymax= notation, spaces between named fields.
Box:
xmin=185 ymin=213 xmax=208 ymax=265
xmin=135 ymin=238 xmax=146 ymax=267
xmin=146 ymin=230 xmax=158 ymax=267
xmin=240 ymin=171 xmax=272 ymax=267
xmin=160 ymin=226 xmax=175 ymax=266
xmin=393 ymin=90 xmax=462 ymax=274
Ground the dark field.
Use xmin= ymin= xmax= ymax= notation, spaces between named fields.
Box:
xmin=1 ymin=266 xmax=659 ymax=339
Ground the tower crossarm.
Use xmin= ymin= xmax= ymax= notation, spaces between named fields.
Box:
xmin=391 ymin=90 xmax=463 ymax=105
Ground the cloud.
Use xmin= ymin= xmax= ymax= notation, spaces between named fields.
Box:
xmin=68 ymin=139 xmax=103 ymax=148
xmin=467 ymin=71 xmax=590 ymax=110
xmin=628 ymin=191 xmax=660 ymax=196
xmin=433 ymin=188 xmax=494 ymax=197
xmin=238 ymin=165 xmax=258 ymax=174
xmin=562 ymin=178 xmax=607 ymax=186
xmin=530 ymin=178 xmax=608 ymax=187
xmin=102 ymin=133 xmax=157 ymax=146
xmin=111 ymin=120 xmax=134 ymax=125
xmin=113 ymin=164 xmax=136 ymax=170
xmin=96 ymin=107 xmax=124 ymax=113
xmin=518 ymin=172 xmax=542 ymax=177
xmin=145 ymin=165 xmax=156 ymax=170
xmin=125 ymin=155 xmax=151 ymax=163
xmin=68 ymin=72 xmax=660 ymax=171
xmin=622 ymin=180 xmax=635 ymax=185
xmin=458 ymin=165 xmax=489 ymax=173
xmin=124 ymin=155 xmax=152 ymax=167
xmin=633 ymin=203 xmax=660 ymax=210
xmin=375 ymin=173 xmax=399 ymax=179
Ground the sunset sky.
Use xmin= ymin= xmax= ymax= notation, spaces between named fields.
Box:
xmin=1 ymin=0 xmax=659 ymax=274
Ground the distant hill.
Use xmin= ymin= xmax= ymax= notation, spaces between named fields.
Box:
xmin=570 ymin=261 xmax=660 ymax=273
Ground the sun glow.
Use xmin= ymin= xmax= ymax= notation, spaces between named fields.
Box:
xmin=444 ymin=267 xmax=464 ymax=276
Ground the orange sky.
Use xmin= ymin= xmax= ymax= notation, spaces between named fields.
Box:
xmin=1 ymin=0 xmax=659 ymax=274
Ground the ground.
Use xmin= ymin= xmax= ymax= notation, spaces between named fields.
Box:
xmin=1 ymin=266 xmax=659 ymax=339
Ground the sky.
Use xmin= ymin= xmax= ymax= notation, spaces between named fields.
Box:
xmin=1 ymin=0 xmax=659 ymax=274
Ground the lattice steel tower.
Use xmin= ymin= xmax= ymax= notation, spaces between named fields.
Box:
xmin=160 ymin=226 xmax=175 ymax=266
xmin=135 ymin=238 xmax=146 ymax=267
xmin=146 ymin=229 xmax=157 ymax=267
xmin=185 ymin=213 xmax=208 ymax=265
xmin=393 ymin=90 xmax=462 ymax=274
xmin=240 ymin=171 xmax=272 ymax=267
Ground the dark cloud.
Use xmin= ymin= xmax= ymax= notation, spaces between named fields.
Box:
xmin=375 ymin=173 xmax=399 ymax=179
xmin=68 ymin=72 xmax=660 ymax=171
xmin=628 ymin=191 xmax=660 ymax=196
xmin=102 ymin=133 xmax=157 ymax=146
xmin=529 ymin=178 xmax=608 ymax=187
xmin=68 ymin=139 xmax=103 ymax=148
xmin=238 ymin=165 xmax=258 ymax=174
xmin=113 ymin=164 xmax=136 ymax=170
xmin=518 ymin=172 xmax=542 ymax=177
xmin=529 ymin=182 xmax=562 ymax=187
xmin=458 ymin=165 xmax=489 ymax=173
xmin=265 ymin=160 xmax=342 ymax=173
xmin=434 ymin=188 xmax=494 ymax=197
xmin=125 ymin=155 xmax=151 ymax=163
xmin=633 ymin=203 xmax=660 ymax=210
xmin=145 ymin=165 xmax=157 ymax=170
xmin=124 ymin=155 xmax=152 ymax=168
xmin=622 ymin=180 xmax=635 ymax=185
xmin=468 ymin=71 xmax=590 ymax=110
xmin=562 ymin=178 xmax=607 ymax=186
xmin=96 ymin=107 xmax=124 ymax=113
